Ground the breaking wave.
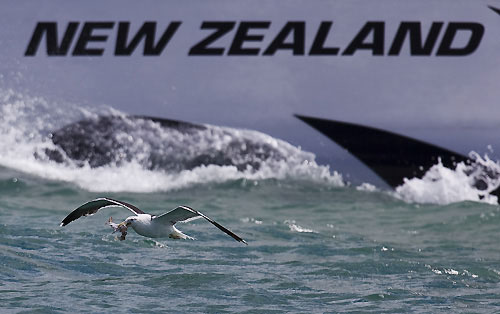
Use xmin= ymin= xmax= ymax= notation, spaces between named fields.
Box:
xmin=0 ymin=89 xmax=343 ymax=192
xmin=2 ymin=88 xmax=499 ymax=205
xmin=394 ymin=153 xmax=500 ymax=205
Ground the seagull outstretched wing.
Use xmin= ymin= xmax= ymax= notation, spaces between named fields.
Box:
xmin=60 ymin=197 xmax=145 ymax=227
xmin=154 ymin=206 xmax=247 ymax=244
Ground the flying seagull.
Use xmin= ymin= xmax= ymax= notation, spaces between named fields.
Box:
xmin=60 ymin=198 xmax=247 ymax=244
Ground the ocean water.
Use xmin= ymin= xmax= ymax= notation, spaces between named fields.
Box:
xmin=2 ymin=91 xmax=500 ymax=313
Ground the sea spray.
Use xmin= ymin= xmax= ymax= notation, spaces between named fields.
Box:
xmin=3 ymin=88 xmax=500 ymax=205
xmin=395 ymin=153 xmax=500 ymax=205
xmin=0 ymin=89 xmax=343 ymax=192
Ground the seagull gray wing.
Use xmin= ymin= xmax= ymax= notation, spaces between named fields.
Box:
xmin=154 ymin=206 xmax=247 ymax=244
xmin=60 ymin=197 xmax=145 ymax=227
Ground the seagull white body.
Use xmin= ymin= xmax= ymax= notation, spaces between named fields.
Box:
xmin=128 ymin=214 xmax=163 ymax=238
xmin=124 ymin=214 xmax=192 ymax=239
xmin=60 ymin=198 xmax=247 ymax=244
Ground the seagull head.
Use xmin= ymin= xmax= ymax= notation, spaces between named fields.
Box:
xmin=121 ymin=216 xmax=138 ymax=227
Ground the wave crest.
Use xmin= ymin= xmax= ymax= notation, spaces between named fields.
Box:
xmin=0 ymin=90 xmax=344 ymax=192
xmin=394 ymin=153 xmax=500 ymax=205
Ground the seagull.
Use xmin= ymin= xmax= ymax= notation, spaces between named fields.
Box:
xmin=60 ymin=197 xmax=247 ymax=244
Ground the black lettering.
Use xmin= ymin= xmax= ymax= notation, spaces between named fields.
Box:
xmin=342 ymin=22 xmax=384 ymax=56
xmin=115 ymin=22 xmax=181 ymax=56
xmin=388 ymin=22 xmax=443 ymax=56
xmin=73 ymin=22 xmax=114 ymax=56
xmin=436 ymin=22 xmax=484 ymax=56
xmin=309 ymin=22 xmax=339 ymax=56
xmin=189 ymin=22 xmax=235 ymax=56
xmin=228 ymin=21 xmax=270 ymax=56
xmin=263 ymin=22 xmax=305 ymax=56
xmin=25 ymin=22 xmax=79 ymax=56
xmin=488 ymin=5 xmax=500 ymax=16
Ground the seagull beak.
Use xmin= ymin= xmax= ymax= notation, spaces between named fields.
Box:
xmin=118 ymin=221 xmax=129 ymax=227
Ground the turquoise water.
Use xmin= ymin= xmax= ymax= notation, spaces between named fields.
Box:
xmin=2 ymin=166 xmax=500 ymax=313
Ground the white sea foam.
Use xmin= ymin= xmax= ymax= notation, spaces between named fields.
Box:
xmin=356 ymin=182 xmax=377 ymax=192
xmin=0 ymin=89 xmax=344 ymax=192
xmin=241 ymin=217 xmax=263 ymax=225
xmin=284 ymin=220 xmax=317 ymax=233
xmin=394 ymin=154 xmax=500 ymax=205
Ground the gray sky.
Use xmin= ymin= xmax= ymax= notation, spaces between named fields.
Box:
xmin=0 ymin=0 xmax=499 ymax=184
